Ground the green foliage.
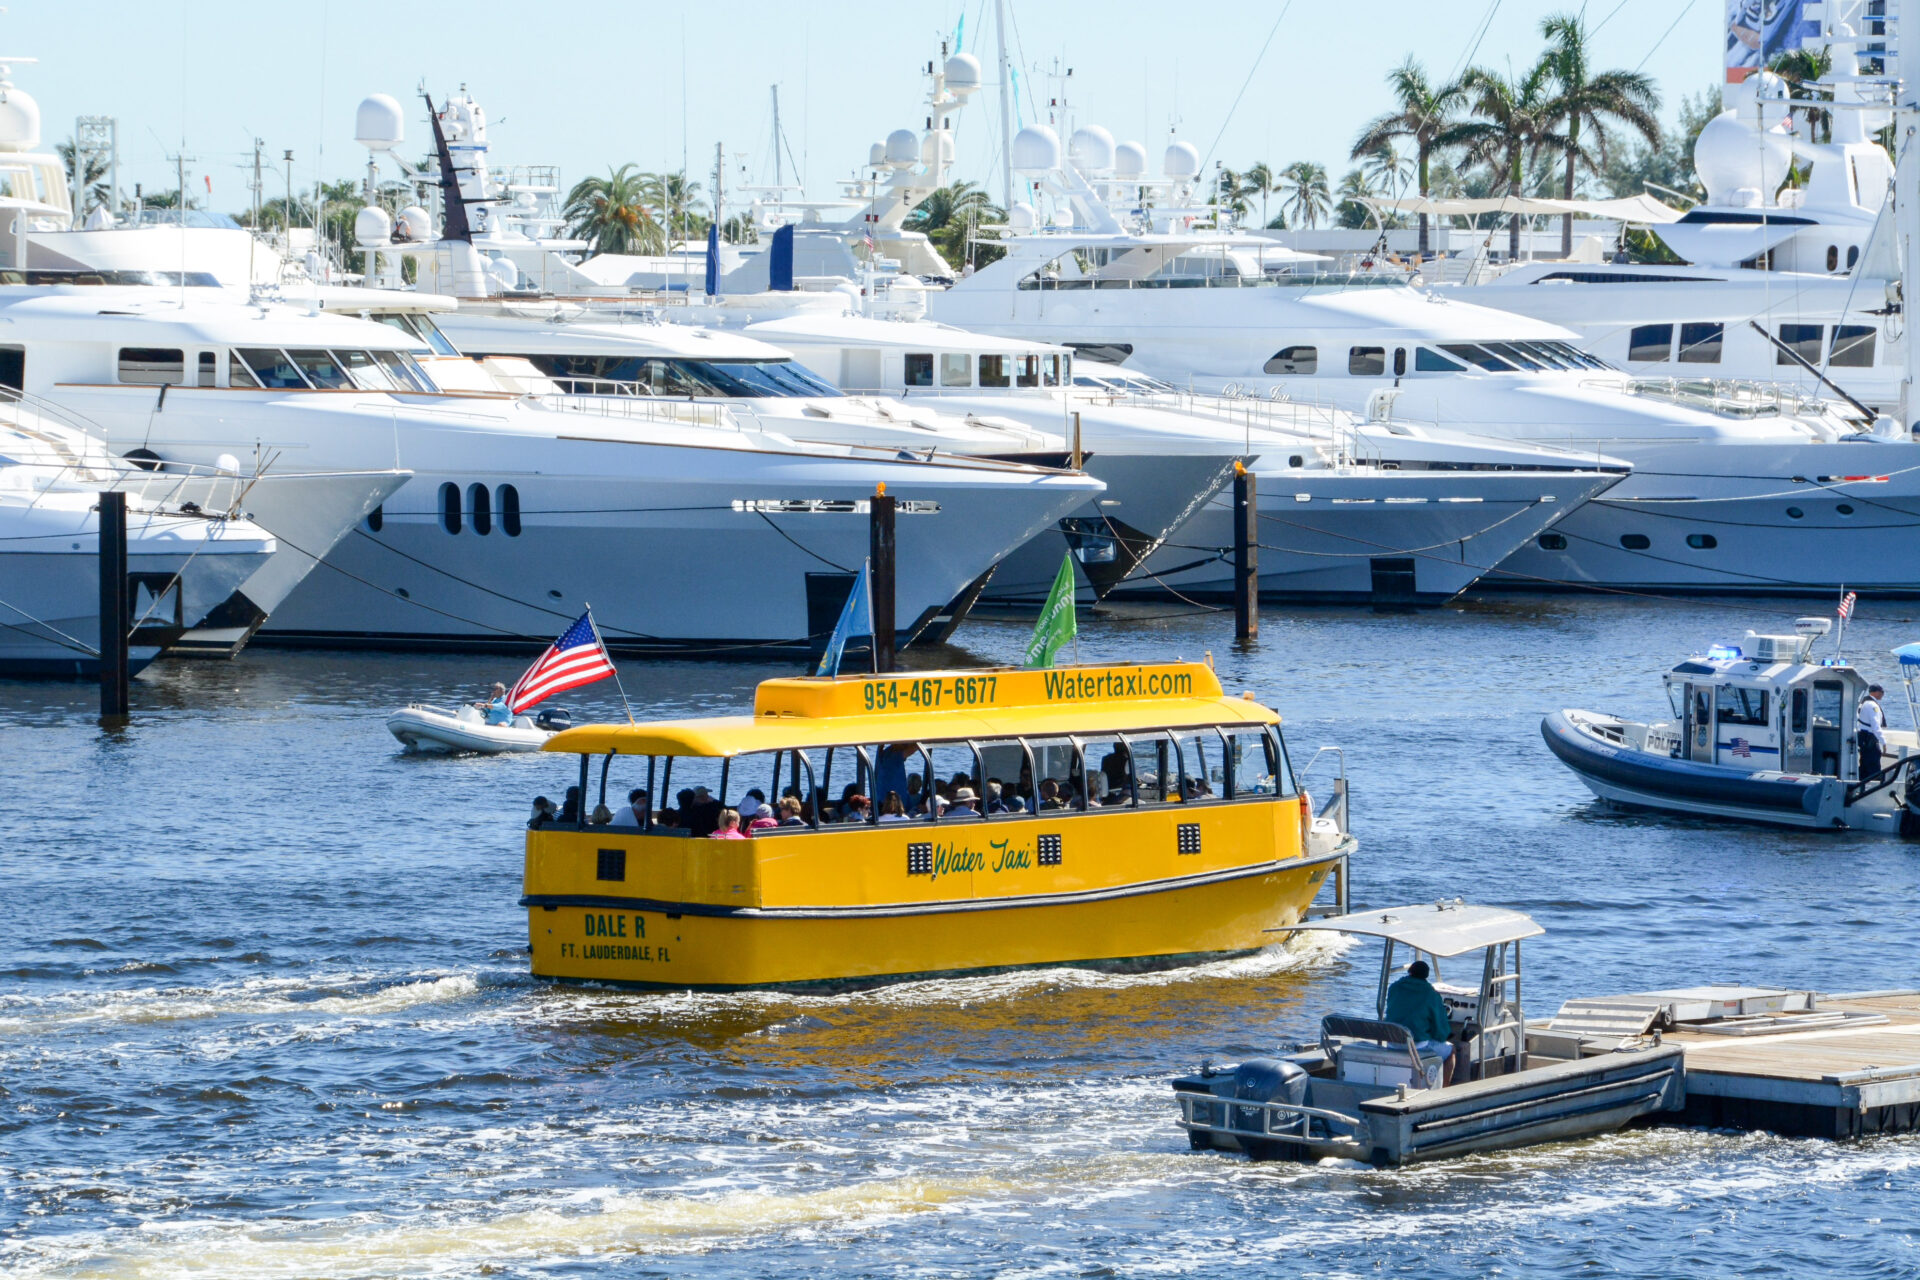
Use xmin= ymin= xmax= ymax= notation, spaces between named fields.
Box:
xmin=1601 ymin=84 xmax=1719 ymax=204
xmin=563 ymin=164 xmax=667 ymax=256
xmin=1278 ymin=161 xmax=1331 ymax=229
xmin=55 ymin=139 xmax=109 ymax=216
xmin=904 ymin=181 xmax=1005 ymax=269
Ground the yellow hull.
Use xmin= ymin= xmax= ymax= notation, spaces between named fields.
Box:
xmin=524 ymin=807 xmax=1344 ymax=988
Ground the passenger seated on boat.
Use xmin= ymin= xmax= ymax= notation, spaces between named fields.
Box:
xmin=611 ymin=789 xmax=648 ymax=828
xmin=1384 ymin=961 xmax=1457 ymax=1085
xmin=527 ymin=796 xmax=557 ymax=829
xmin=877 ymin=791 xmax=908 ymax=822
xmin=948 ymin=787 xmax=982 ymax=818
xmin=833 ymin=795 xmax=865 ymax=824
xmin=590 ymin=802 xmax=613 ymax=826
xmin=742 ymin=795 xmax=779 ymax=833
xmin=559 ymin=786 xmax=582 ymax=825
xmin=1099 ymin=743 xmax=1131 ymax=794
xmin=874 ymin=743 xmax=915 ymax=813
xmin=685 ymin=786 xmax=722 ymax=838
xmin=661 ymin=788 xmax=695 ymax=829
xmin=709 ymin=808 xmax=746 ymax=840
xmin=986 ymin=779 xmax=1021 ymax=814
xmin=478 ymin=682 xmax=512 ymax=725
xmin=1039 ymin=779 xmax=1065 ymax=810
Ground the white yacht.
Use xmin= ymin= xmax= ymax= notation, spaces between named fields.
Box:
xmin=1443 ymin=5 xmax=1902 ymax=414
xmin=0 ymin=426 xmax=276 ymax=677
xmin=0 ymin=285 xmax=1098 ymax=655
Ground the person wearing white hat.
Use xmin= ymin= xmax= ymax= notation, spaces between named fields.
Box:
xmin=948 ymin=786 xmax=980 ymax=817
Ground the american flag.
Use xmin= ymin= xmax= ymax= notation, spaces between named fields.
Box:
xmin=507 ymin=610 xmax=617 ymax=713
xmin=1838 ymin=591 xmax=1857 ymax=620
xmin=1731 ymin=738 xmax=1752 ymax=758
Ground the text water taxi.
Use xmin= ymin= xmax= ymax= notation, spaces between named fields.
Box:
xmin=520 ymin=660 xmax=1354 ymax=988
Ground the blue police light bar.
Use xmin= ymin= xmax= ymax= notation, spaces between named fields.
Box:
xmin=1705 ymin=644 xmax=1744 ymax=661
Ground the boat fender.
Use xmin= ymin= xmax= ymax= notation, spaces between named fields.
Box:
xmin=1298 ymin=789 xmax=1312 ymax=849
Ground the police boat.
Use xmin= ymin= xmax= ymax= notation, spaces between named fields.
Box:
xmin=1171 ymin=902 xmax=1684 ymax=1167
xmin=1541 ymin=619 xmax=1920 ymax=833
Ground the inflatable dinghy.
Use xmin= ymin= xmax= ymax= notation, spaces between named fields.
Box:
xmin=387 ymin=703 xmax=571 ymax=754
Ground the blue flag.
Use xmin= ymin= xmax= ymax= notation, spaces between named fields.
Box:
xmin=815 ymin=562 xmax=872 ymax=677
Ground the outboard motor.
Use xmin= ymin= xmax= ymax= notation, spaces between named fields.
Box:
xmin=1901 ymin=768 xmax=1920 ymax=838
xmin=534 ymin=708 xmax=572 ymax=732
xmin=1231 ymin=1057 xmax=1310 ymax=1157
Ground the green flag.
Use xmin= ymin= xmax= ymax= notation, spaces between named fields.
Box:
xmin=1024 ymin=554 xmax=1078 ymax=668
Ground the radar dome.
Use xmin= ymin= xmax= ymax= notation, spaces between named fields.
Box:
xmin=354 ymin=205 xmax=393 ymax=246
xmin=1163 ymin=139 xmax=1199 ymax=180
xmin=0 ymin=84 xmax=41 ymax=153
xmin=1008 ymin=201 xmax=1037 ymax=230
xmin=1693 ymin=109 xmax=1791 ymax=206
xmin=868 ymin=140 xmax=888 ymax=168
xmin=920 ymin=129 xmax=955 ymax=168
xmin=884 ymin=128 xmax=920 ymax=167
xmin=1012 ymin=125 xmax=1061 ymax=176
xmin=354 ymin=94 xmax=405 ymax=151
xmin=1068 ymin=125 xmax=1115 ymax=174
xmin=944 ymin=53 xmax=982 ymax=96
xmin=1113 ymin=140 xmax=1148 ymax=179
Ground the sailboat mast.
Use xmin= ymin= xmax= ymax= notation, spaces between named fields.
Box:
xmin=995 ymin=0 xmax=1014 ymax=212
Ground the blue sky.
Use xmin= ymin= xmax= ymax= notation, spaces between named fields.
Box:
xmin=5 ymin=0 xmax=1724 ymax=213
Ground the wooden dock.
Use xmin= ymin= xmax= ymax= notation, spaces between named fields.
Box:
xmin=1533 ymin=987 xmax=1920 ymax=1139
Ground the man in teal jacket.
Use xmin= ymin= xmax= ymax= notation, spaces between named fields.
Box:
xmin=1383 ymin=960 xmax=1457 ymax=1085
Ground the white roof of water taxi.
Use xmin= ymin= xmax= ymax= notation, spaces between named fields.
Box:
xmin=1293 ymin=902 xmax=1543 ymax=955
xmin=544 ymin=662 xmax=1280 ymax=757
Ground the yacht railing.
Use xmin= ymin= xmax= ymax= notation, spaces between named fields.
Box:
xmin=1608 ymin=375 xmax=1865 ymax=425
xmin=1018 ymin=272 xmax=1409 ymax=292
xmin=533 ymin=389 xmax=737 ymax=432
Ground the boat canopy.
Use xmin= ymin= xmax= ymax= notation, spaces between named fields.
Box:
xmin=1293 ymin=902 xmax=1544 ymax=956
xmin=1894 ymin=643 xmax=1920 ymax=667
xmin=543 ymin=662 xmax=1279 ymax=757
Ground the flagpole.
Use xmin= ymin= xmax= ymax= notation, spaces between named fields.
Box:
xmin=1836 ymin=584 xmax=1850 ymax=660
xmin=585 ymin=603 xmax=637 ymax=725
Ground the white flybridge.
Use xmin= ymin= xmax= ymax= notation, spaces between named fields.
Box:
xmin=0 ymin=285 xmax=1099 ymax=655
xmin=922 ymin=98 xmax=1920 ymax=596
xmin=1441 ymin=0 xmax=1905 ymax=412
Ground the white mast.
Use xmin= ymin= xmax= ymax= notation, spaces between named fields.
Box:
xmin=995 ymin=0 xmax=1014 ymax=212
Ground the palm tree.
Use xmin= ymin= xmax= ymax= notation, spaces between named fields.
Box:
xmin=1449 ymin=59 xmax=1574 ymax=258
xmin=1278 ymin=161 xmax=1332 ymax=229
xmin=1351 ymin=57 xmax=1467 ymax=255
xmin=56 ymin=139 xmax=109 ymax=218
xmin=1244 ymin=162 xmax=1277 ymax=228
xmin=1768 ymin=44 xmax=1834 ymax=144
xmin=1336 ymin=168 xmax=1380 ymax=230
xmin=563 ymin=164 xmax=664 ymax=255
xmin=647 ymin=170 xmax=705 ymax=245
xmin=1542 ymin=12 xmax=1663 ymax=255
xmin=905 ymin=181 xmax=1004 ymax=270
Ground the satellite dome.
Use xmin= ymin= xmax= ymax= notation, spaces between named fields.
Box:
xmin=920 ymin=129 xmax=955 ymax=168
xmin=868 ymin=140 xmax=888 ymax=168
xmin=354 ymin=205 xmax=393 ymax=247
xmin=0 ymin=83 xmax=41 ymax=153
xmin=1008 ymin=201 xmax=1036 ymax=230
xmin=1113 ymin=140 xmax=1148 ymax=179
xmin=397 ymin=205 xmax=434 ymax=242
xmin=1012 ymin=125 xmax=1061 ymax=177
xmin=884 ymin=128 xmax=920 ymax=167
xmin=1163 ymin=140 xmax=1200 ymax=180
xmin=944 ymin=53 xmax=982 ymax=97
xmin=1693 ymin=108 xmax=1791 ymax=206
xmin=354 ymin=94 xmax=405 ymax=151
xmin=1068 ymin=125 xmax=1115 ymax=174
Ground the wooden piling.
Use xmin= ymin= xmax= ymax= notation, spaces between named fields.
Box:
xmin=1233 ymin=462 xmax=1257 ymax=642
xmin=870 ymin=484 xmax=896 ymax=673
xmin=97 ymin=491 xmax=129 ymax=717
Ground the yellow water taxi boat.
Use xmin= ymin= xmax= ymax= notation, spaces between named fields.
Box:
xmin=520 ymin=661 xmax=1353 ymax=989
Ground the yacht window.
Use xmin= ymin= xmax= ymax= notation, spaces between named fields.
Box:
xmin=1538 ymin=533 xmax=1567 ymax=551
xmin=1413 ymin=347 xmax=1465 ymax=373
xmin=1016 ymin=356 xmax=1041 ymax=387
xmin=1715 ymin=684 xmax=1768 ymax=727
xmin=1044 ymin=354 xmax=1064 ymax=387
xmin=1347 ymin=346 xmax=1386 ymax=376
xmin=334 ymin=350 xmax=400 ymax=391
xmin=940 ymin=352 xmax=971 ymax=387
xmin=1677 ymin=323 xmax=1724 ymax=364
xmin=904 ymin=353 xmax=935 ymax=387
xmin=440 ymin=482 xmax=462 ymax=534
xmin=1830 ymin=325 xmax=1876 ymax=368
xmin=499 ymin=484 xmax=522 ymax=536
xmin=1437 ymin=343 xmax=1516 ymax=372
xmin=1513 ymin=340 xmax=1576 ymax=370
xmin=410 ymin=313 xmax=460 ymax=356
xmin=1264 ymin=346 xmax=1317 ymax=375
xmin=468 ymin=483 xmax=492 ymax=535
xmin=118 ymin=347 xmax=186 ymax=386
xmin=1628 ymin=324 xmax=1673 ymax=363
xmin=1778 ymin=324 xmax=1825 ymax=366
xmin=1553 ymin=341 xmax=1612 ymax=370
xmin=1827 ymin=245 xmax=1839 ymax=272
xmin=196 ymin=351 xmax=216 ymax=387
xmin=287 ymin=350 xmax=353 ymax=389
xmin=980 ymin=354 xmax=1010 ymax=387
xmin=228 ymin=352 xmax=261 ymax=388
xmin=371 ymin=313 xmax=436 ymax=354
xmin=1687 ymin=533 xmax=1718 ymax=549
xmin=1482 ymin=341 xmax=1546 ymax=371
xmin=236 ymin=348 xmax=309 ymax=389
xmin=375 ymin=350 xmax=435 ymax=392
xmin=1847 ymin=246 xmax=1860 ymax=269
xmin=1064 ymin=342 xmax=1134 ymax=365
xmin=1392 ymin=348 xmax=1407 ymax=377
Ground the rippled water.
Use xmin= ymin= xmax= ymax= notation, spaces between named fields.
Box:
xmin=6 ymin=596 xmax=1920 ymax=1278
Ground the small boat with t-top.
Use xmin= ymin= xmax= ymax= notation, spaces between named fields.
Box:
xmin=518 ymin=660 xmax=1353 ymax=988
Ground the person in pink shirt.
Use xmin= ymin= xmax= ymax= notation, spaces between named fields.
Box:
xmin=709 ymin=809 xmax=746 ymax=839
